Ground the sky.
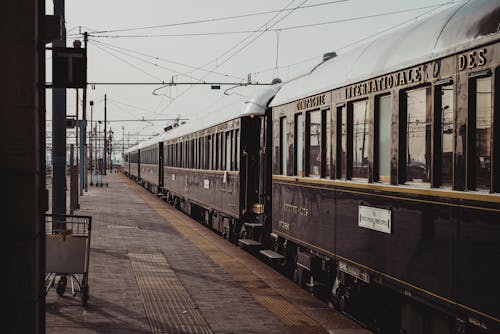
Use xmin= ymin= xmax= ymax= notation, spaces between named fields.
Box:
xmin=45 ymin=0 xmax=462 ymax=160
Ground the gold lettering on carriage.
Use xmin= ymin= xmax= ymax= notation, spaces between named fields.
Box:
xmin=278 ymin=220 xmax=290 ymax=231
xmin=458 ymin=48 xmax=487 ymax=71
xmin=346 ymin=66 xmax=423 ymax=99
xmin=283 ymin=203 xmax=310 ymax=216
xmin=296 ymin=94 xmax=326 ymax=111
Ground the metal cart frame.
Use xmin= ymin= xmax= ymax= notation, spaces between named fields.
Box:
xmin=44 ymin=214 xmax=92 ymax=306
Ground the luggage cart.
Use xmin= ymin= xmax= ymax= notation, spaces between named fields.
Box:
xmin=45 ymin=214 xmax=92 ymax=306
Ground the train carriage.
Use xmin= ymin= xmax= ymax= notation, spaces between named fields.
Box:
xmin=126 ymin=147 xmax=140 ymax=181
xmin=133 ymin=84 xmax=281 ymax=239
xmin=270 ymin=1 xmax=500 ymax=333
xmin=138 ymin=138 xmax=161 ymax=192
xmin=122 ymin=151 xmax=130 ymax=176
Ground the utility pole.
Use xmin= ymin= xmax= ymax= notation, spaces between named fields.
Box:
xmin=104 ymin=94 xmax=107 ymax=175
xmin=89 ymin=100 xmax=94 ymax=185
xmin=122 ymin=126 xmax=125 ymax=157
xmin=109 ymin=130 xmax=113 ymax=171
xmin=82 ymin=32 xmax=88 ymax=192
xmin=52 ymin=0 xmax=67 ymax=214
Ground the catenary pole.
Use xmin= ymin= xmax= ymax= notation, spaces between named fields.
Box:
xmin=82 ymin=32 xmax=88 ymax=192
xmin=52 ymin=0 xmax=67 ymax=214
xmin=104 ymin=94 xmax=107 ymax=175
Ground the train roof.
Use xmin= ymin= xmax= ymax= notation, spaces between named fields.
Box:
xmin=124 ymin=83 xmax=281 ymax=154
xmin=271 ymin=0 xmax=500 ymax=107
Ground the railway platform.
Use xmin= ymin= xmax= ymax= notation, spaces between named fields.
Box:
xmin=46 ymin=173 xmax=369 ymax=334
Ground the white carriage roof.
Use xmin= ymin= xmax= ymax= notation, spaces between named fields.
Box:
xmin=271 ymin=0 xmax=500 ymax=107
xmin=124 ymin=84 xmax=281 ymax=154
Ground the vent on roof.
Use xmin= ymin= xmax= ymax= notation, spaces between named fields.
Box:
xmin=323 ymin=52 xmax=337 ymax=62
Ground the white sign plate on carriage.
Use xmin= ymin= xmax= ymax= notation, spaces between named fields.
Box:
xmin=358 ymin=205 xmax=391 ymax=234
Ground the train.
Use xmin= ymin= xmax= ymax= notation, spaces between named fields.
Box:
xmin=124 ymin=1 xmax=500 ymax=333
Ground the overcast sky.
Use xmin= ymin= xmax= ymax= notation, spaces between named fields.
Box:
xmin=45 ymin=0 xmax=461 ymax=156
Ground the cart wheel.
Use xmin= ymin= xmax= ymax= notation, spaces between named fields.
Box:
xmin=56 ymin=276 xmax=67 ymax=296
xmin=81 ymin=286 xmax=89 ymax=306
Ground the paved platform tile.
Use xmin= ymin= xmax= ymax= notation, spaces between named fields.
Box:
xmin=129 ymin=252 xmax=212 ymax=334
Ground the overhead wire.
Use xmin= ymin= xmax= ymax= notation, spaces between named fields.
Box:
xmin=144 ymin=0 xmax=310 ymax=130
xmin=252 ymin=0 xmax=461 ymax=78
xmin=86 ymin=2 xmax=462 ymax=39
xmin=197 ymin=0 xmax=306 ymax=71
xmin=141 ymin=0 xmax=308 ymax=126
xmin=91 ymin=42 xmax=165 ymax=81
xmin=89 ymin=39 xmax=204 ymax=82
xmin=78 ymin=0 xmax=349 ymax=35
xmin=89 ymin=39 xmax=244 ymax=81
xmin=336 ymin=0 xmax=460 ymax=52
xmin=142 ymin=0 xmax=306 ymax=126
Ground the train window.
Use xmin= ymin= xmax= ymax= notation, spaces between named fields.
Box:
xmin=202 ymin=137 xmax=205 ymax=169
xmin=191 ymin=139 xmax=195 ymax=169
xmin=295 ymin=113 xmax=304 ymax=176
xmin=470 ymin=76 xmax=492 ymax=191
xmin=182 ymin=141 xmax=186 ymax=168
xmin=175 ymin=143 xmax=178 ymax=167
xmin=181 ymin=141 xmax=187 ymax=168
xmin=226 ymin=131 xmax=232 ymax=171
xmin=212 ymin=134 xmax=216 ymax=170
xmin=405 ymin=87 xmax=431 ymax=184
xmin=187 ymin=141 xmax=191 ymax=168
xmin=280 ymin=117 xmax=287 ymax=175
xmin=205 ymin=136 xmax=210 ymax=170
xmin=235 ymin=129 xmax=240 ymax=171
xmin=234 ymin=130 xmax=238 ymax=170
xmin=194 ymin=138 xmax=200 ymax=169
xmin=307 ymin=110 xmax=321 ymax=177
xmin=437 ymin=85 xmax=454 ymax=187
xmin=199 ymin=137 xmax=203 ymax=169
xmin=375 ymin=95 xmax=391 ymax=182
xmin=178 ymin=143 xmax=182 ymax=167
xmin=166 ymin=145 xmax=169 ymax=166
xmin=201 ymin=136 xmax=206 ymax=169
xmin=188 ymin=141 xmax=191 ymax=168
xmin=351 ymin=100 xmax=370 ymax=179
xmin=336 ymin=105 xmax=347 ymax=179
xmin=221 ymin=132 xmax=226 ymax=170
xmin=174 ymin=143 xmax=177 ymax=167
xmin=325 ymin=109 xmax=331 ymax=178
xmin=217 ymin=133 xmax=221 ymax=170
xmin=166 ymin=147 xmax=169 ymax=166
xmin=222 ymin=132 xmax=226 ymax=170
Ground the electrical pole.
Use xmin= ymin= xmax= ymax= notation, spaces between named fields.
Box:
xmin=52 ymin=0 xmax=67 ymax=214
xmin=104 ymin=94 xmax=107 ymax=175
xmin=122 ymin=126 xmax=125 ymax=157
xmin=82 ymin=32 xmax=88 ymax=192
xmin=109 ymin=130 xmax=113 ymax=171
xmin=89 ymin=100 xmax=94 ymax=185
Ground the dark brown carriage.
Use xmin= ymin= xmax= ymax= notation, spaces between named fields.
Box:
xmin=270 ymin=1 xmax=500 ymax=333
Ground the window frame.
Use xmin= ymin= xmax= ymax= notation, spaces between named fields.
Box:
xmin=433 ymin=79 xmax=455 ymax=188
xmin=305 ymin=109 xmax=322 ymax=178
xmin=374 ymin=94 xmax=392 ymax=183
xmin=399 ymin=85 xmax=432 ymax=186
xmin=349 ymin=99 xmax=370 ymax=181
xmin=280 ymin=116 xmax=287 ymax=176
xmin=294 ymin=112 xmax=304 ymax=177
xmin=467 ymin=70 xmax=494 ymax=192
